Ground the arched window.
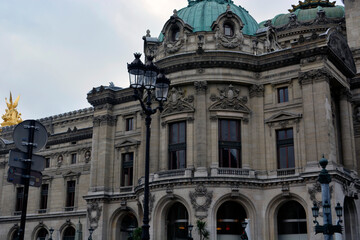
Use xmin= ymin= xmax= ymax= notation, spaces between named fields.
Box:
xmin=63 ymin=226 xmax=75 ymax=240
xmin=217 ymin=201 xmax=247 ymax=239
xmin=36 ymin=228 xmax=49 ymax=240
xmin=277 ymin=201 xmax=307 ymax=240
xmin=344 ymin=197 xmax=359 ymax=240
xmin=117 ymin=213 xmax=138 ymax=240
xmin=170 ymin=26 xmax=180 ymax=42
xmin=11 ymin=230 xmax=19 ymax=240
xmin=224 ymin=23 xmax=234 ymax=37
xmin=167 ymin=202 xmax=188 ymax=240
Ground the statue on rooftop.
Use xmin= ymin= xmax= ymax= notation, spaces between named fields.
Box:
xmin=1 ymin=92 xmax=23 ymax=127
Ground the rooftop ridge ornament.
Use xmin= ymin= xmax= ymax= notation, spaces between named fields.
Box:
xmin=187 ymin=0 xmax=234 ymax=6
xmin=289 ymin=0 xmax=337 ymax=13
xmin=1 ymin=92 xmax=23 ymax=128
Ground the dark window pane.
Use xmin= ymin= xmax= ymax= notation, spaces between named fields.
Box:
xmin=278 ymin=201 xmax=307 ymax=235
xmin=278 ymin=87 xmax=289 ymax=103
xmin=219 ymin=120 xmax=241 ymax=168
xmin=126 ymin=118 xmax=134 ymax=131
xmin=277 ymin=128 xmax=295 ymax=169
xmin=169 ymin=122 xmax=186 ymax=170
xmin=122 ymin=153 xmax=134 ymax=186
xmin=16 ymin=187 xmax=24 ymax=212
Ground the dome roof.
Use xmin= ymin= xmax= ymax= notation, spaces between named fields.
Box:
xmin=176 ymin=0 xmax=259 ymax=36
xmin=259 ymin=0 xmax=344 ymax=28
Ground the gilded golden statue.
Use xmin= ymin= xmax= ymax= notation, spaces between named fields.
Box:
xmin=1 ymin=92 xmax=23 ymax=127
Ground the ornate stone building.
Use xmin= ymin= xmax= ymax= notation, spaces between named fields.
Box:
xmin=1 ymin=0 xmax=360 ymax=239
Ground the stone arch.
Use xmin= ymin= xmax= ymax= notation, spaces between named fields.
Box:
xmin=265 ymin=194 xmax=308 ymax=240
xmin=153 ymin=194 xmax=192 ymax=240
xmin=344 ymin=197 xmax=359 ymax=240
xmin=211 ymin=193 xmax=257 ymax=240
xmin=31 ymin=223 xmax=49 ymax=240
xmin=59 ymin=220 xmax=76 ymax=240
xmin=7 ymin=224 xmax=19 ymax=240
xmin=108 ymin=207 xmax=140 ymax=240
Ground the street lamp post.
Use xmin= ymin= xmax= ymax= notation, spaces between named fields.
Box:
xmin=127 ymin=53 xmax=170 ymax=240
xmin=48 ymin=228 xmax=54 ymax=240
xmin=312 ymin=155 xmax=343 ymax=240
xmin=88 ymin=227 xmax=94 ymax=240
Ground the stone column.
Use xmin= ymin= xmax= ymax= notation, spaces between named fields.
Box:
xmin=299 ymin=69 xmax=334 ymax=164
xmin=249 ymin=84 xmax=265 ymax=170
xmin=194 ymin=81 xmax=208 ymax=175
xmin=339 ymin=90 xmax=357 ymax=170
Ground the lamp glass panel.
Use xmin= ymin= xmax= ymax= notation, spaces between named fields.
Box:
xmin=155 ymin=83 xmax=169 ymax=101
xmin=144 ymin=71 xmax=157 ymax=89
xmin=129 ymin=70 xmax=144 ymax=89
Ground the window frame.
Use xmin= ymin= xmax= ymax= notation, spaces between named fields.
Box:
xmin=121 ymin=152 xmax=134 ymax=187
xmin=125 ymin=117 xmax=134 ymax=131
xmin=15 ymin=187 xmax=24 ymax=212
xmin=71 ymin=153 xmax=77 ymax=164
xmin=276 ymin=128 xmax=295 ymax=169
xmin=277 ymin=87 xmax=289 ymax=103
xmin=218 ymin=119 xmax=242 ymax=168
xmin=65 ymin=180 xmax=76 ymax=211
xmin=39 ymin=184 xmax=49 ymax=212
xmin=223 ymin=22 xmax=234 ymax=37
xmin=168 ymin=121 xmax=186 ymax=170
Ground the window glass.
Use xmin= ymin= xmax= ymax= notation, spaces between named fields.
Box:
xmin=126 ymin=117 xmax=134 ymax=131
xmin=169 ymin=122 xmax=186 ymax=170
xmin=40 ymin=184 xmax=49 ymax=211
xmin=277 ymin=201 xmax=307 ymax=239
xmin=63 ymin=227 xmax=75 ymax=240
xmin=16 ymin=187 xmax=24 ymax=212
xmin=167 ymin=202 xmax=188 ymax=240
xmin=45 ymin=158 xmax=50 ymax=168
xmin=121 ymin=153 xmax=134 ymax=186
xmin=277 ymin=128 xmax=295 ymax=169
xmin=217 ymin=201 xmax=247 ymax=236
xmin=219 ymin=119 xmax=241 ymax=168
xmin=278 ymin=87 xmax=289 ymax=103
xmin=66 ymin=181 xmax=75 ymax=210
xmin=224 ymin=23 xmax=234 ymax=36
xmin=171 ymin=26 xmax=180 ymax=42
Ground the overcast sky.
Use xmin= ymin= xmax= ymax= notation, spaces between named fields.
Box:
xmin=0 ymin=0 xmax=344 ymax=121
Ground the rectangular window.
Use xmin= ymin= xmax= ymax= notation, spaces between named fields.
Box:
xmin=15 ymin=187 xmax=24 ymax=212
xmin=39 ymin=184 xmax=49 ymax=212
xmin=277 ymin=128 xmax=295 ymax=169
xmin=126 ymin=117 xmax=134 ymax=131
xmin=168 ymin=121 xmax=186 ymax=170
xmin=71 ymin=153 xmax=77 ymax=164
xmin=66 ymin=180 xmax=75 ymax=211
xmin=45 ymin=158 xmax=50 ymax=168
xmin=219 ymin=119 xmax=241 ymax=168
xmin=278 ymin=87 xmax=289 ymax=103
xmin=121 ymin=153 xmax=134 ymax=187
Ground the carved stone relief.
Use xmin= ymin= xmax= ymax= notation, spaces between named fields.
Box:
xmin=93 ymin=114 xmax=117 ymax=127
xmin=209 ymin=85 xmax=250 ymax=113
xmin=298 ymin=68 xmax=333 ymax=85
xmin=189 ymin=184 xmax=213 ymax=218
xmin=194 ymin=81 xmax=208 ymax=93
xmin=161 ymin=88 xmax=195 ymax=117
xmin=308 ymin=182 xmax=334 ymax=208
xmin=87 ymin=202 xmax=102 ymax=230
xmin=343 ymin=181 xmax=359 ymax=199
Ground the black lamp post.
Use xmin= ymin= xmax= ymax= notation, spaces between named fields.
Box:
xmin=312 ymin=155 xmax=343 ymax=240
xmin=88 ymin=227 xmax=94 ymax=240
xmin=48 ymin=228 xmax=54 ymax=240
xmin=127 ymin=53 xmax=170 ymax=240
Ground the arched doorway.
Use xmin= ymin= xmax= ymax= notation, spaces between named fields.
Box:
xmin=10 ymin=230 xmax=19 ymax=240
xmin=167 ymin=202 xmax=189 ymax=240
xmin=116 ymin=213 xmax=138 ymax=240
xmin=36 ymin=228 xmax=49 ymax=240
xmin=344 ymin=197 xmax=359 ymax=240
xmin=277 ymin=200 xmax=307 ymax=240
xmin=216 ymin=201 xmax=247 ymax=240
xmin=63 ymin=226 xmax=75 ymax=240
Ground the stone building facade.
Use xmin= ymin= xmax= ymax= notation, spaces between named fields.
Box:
xmin=1 ymin=0 xmax=360 ymax=240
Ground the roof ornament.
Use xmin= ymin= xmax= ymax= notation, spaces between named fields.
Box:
xmin=1 ymin=92 xmax=23 ymax=128
xmin=146 ymin=29 xmax=151 ymax=37
xmin=289 ymin=0 xmax=336 ymax=13
xmin=173 ymin=9 xmax=178 ymax=17
xmin=226 ymin=4 xmax=231 ymax=11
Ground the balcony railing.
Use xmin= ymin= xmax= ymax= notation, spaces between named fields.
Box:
xmin=277 ymin=168 xmax=296 ymax=176
xmin=217 ymin=168 xmax=250 ymax=176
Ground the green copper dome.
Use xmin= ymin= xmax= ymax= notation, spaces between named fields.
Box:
xmin=259 ymin=5 xmax=344 ymax=28
xmin=177 ymin=0 xmax=259 ymax=36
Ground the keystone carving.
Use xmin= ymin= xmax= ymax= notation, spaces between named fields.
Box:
xmin=249 ymin=84 xmax=264 ymax=98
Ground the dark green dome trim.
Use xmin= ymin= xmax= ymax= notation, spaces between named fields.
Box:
xmin=269 ymin=5 xmax=344 ymax=27
xmin=177 ymin=1 xmax=258 ymax=35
